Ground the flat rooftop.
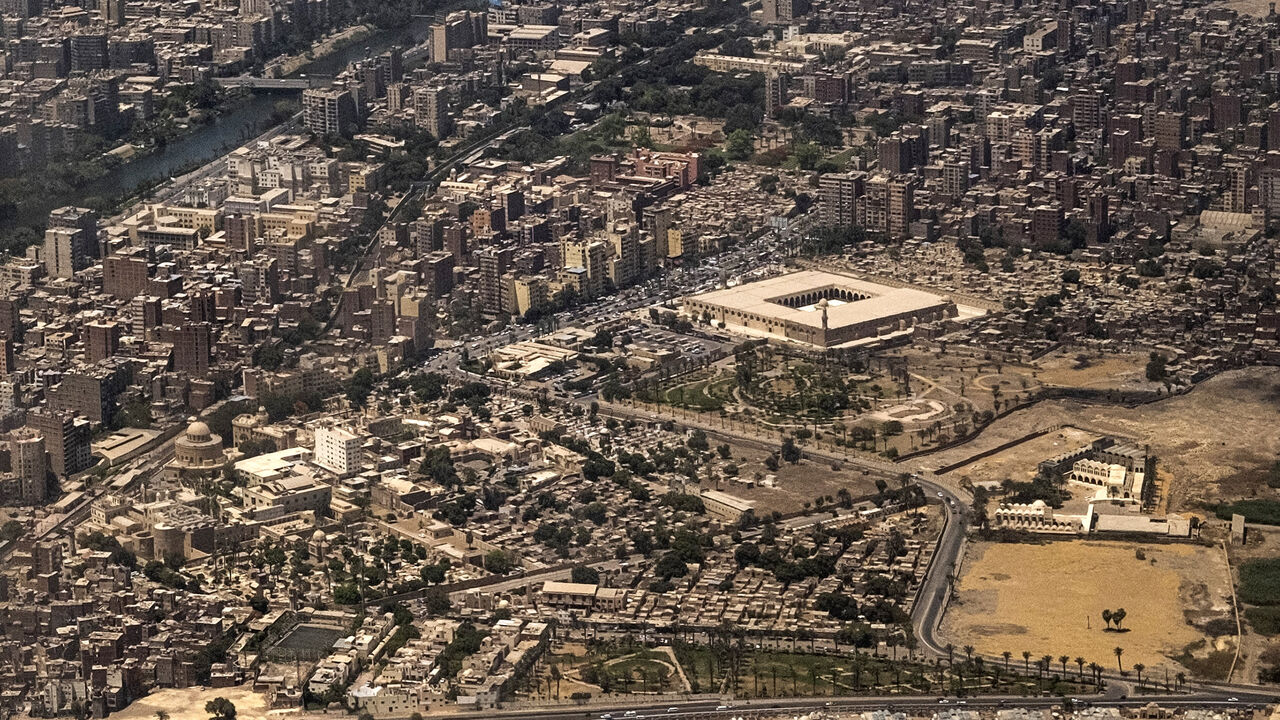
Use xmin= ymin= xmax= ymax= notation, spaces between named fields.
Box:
xmin=686 ymin=270 xmax=950 ymax=329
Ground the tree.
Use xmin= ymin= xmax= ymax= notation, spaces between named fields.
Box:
xmin=1145 ymin=353 xmax=1168 ymax=382
xmin=1132 ymin=662 xmax=1145 ymax=687
xmin=571 ymin=566 xmax=600 ymax=584
xmin=780 ymin=438 xmax=801 ymax=463
xmin=1112 ymin=607 xmax=1126 ymax=630
xmin=1102 ymin=608 xmax=1112 ymax=629
xmin=205 ymin=698 xmax=236 ymax=720
xmin=156 ymin=712 xmax=170 ymax=720
xmin=715 ymin=128 xmax=753 ymax=165
xmin=1113 ymin=646 xmax=1124 ymax=672
xmin=485 ymin=549 xmax=515 ymax=574
xmin=793 ymin=143 xmax=820 ymax=170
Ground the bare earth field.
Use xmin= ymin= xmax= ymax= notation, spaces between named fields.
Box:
xmin=109 ymin=686 xmax=286 ymax=720
xmin=944 ymin=541 xmax=1234 ymax=673
xmin=1213 ymin=0 xmax=1271 ymax=15
xmin=908 ymin=367 xmax=1280 ymax=513
xmin=1030 ymin=350 xmax=1152 ymax=390
xmin=723 ymin=441 xmax=881 ymax=513
xmin=946 ymin=426 xmax=1099 ymax=486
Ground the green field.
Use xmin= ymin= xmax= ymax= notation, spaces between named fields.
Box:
xmin=663 ymin=374 xmax=736 ymax=412
xmin=1239 ymin=557 xmax=1280 ymax=606
xmin=1213 ymin=499 xmax=1280 ymax=525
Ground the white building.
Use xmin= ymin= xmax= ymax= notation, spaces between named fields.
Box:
xmin=315 ymin=425 xmax=364 ymax=477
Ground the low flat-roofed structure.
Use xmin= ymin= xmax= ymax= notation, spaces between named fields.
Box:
xmin=682 ymin=270 xmax=956 ymax=347
xmin=700 ymin=489 xmax=756 ymax=523
xmin=540 ymin=581 xmax=598 ymax=608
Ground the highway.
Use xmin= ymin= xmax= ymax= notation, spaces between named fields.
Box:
xmin=457 ymin=691 xmax=1280 ymax=720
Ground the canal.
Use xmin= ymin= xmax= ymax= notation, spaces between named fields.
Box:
xmin=79 ymin=17 xmax=432 ymax=207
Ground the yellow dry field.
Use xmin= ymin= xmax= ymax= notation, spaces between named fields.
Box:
xmin=1031 ymin=351 xmax=1150 ymax=389
xmin=944 ymin=541 xmax=1231 ymax=671
xmin=948 ymin=426 xmax=1099 ymax=486
xmin=910 ymin=367 xmax=1280 ymax=512
xmin=109 ymin=686 xmax=287 ymax=720
xmin=1213 ymin=0 xmax=1271 ymax=15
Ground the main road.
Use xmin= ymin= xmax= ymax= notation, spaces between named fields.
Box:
xmin=458 ymin=691 xmax=1277 ymax=720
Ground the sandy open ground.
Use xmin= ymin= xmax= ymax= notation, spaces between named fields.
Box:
xmin=908 ymin=367 xmax=1280 ymax=513
xmin=945 ymin=426 xmax=1099 ymax=486
xmin=943 ymin=541 xmax=1234 ymax=673
xmin=1030 ymin=351 xmax=1152 ymax=390
xmin=108 ymin=686 xmax=292 ymax=720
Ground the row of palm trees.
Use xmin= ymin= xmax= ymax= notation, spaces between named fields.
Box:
xmin=950 ymin=644 xmax=1189 ymax=694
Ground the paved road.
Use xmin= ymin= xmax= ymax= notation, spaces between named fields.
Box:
xmin=462 ymin=691 xmax=1280 ymax=720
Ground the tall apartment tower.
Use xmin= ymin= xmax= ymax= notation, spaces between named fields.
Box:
xmin=11 ymin=427 xmax=48 ymax=505
xmin=414 ymin=86 xmax=451 ymax=140
xmin=28 ymin=410 xmax=92 ymax=478
xmin=476 ymin=246 xmax=514 ymax=315
xmin=762 ymin=0 xmax=808 ymax=23
xmin=173 ymin=322 xmax=212 ymax=377
xmin=302 ymin=87 xmax=357 ymax=137
xmin=43 ymin=226 xmax=97 ymax=279
xmin=86 ymin=321 xmax=122 ymax=363
xmin=818 ymin=172 xmax=865 ymax=228
xmin=764 ymin=71 xmax=788 ymax=118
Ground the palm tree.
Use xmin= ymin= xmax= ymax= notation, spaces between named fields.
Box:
xmin=1059 ymin=655 xmax=1070 ymax=676
xmin=1132 ymin=662 xmax=1145 ymax=688
xmin=1113 ymin=646 xmax=1124 ymax=672
xmin=963 ymin=645 xmax=974 ymax=664
xmin=1075 ymin=657 xmax=1086 ymax=682
xmin=1102 ymin=608 xmax=1112 ymax=629
xmin=1022 ymin=650 xmax=1031 ymax=674
xmin=945 ymin=643 xmax=955 ymax=666
xmin=1175 ymin=671 xmax=1186 ymax=692
xmin=1002 ymin=650 xmax=1012 ymax=672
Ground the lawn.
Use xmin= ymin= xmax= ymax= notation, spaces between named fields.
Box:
xmin=663 ymin=373 xmax=735 ymax=412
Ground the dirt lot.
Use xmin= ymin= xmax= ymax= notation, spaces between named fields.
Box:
xmin=944 ymin=540 xmax=1234 ymax=674
xmin=719 ymin=441 xmax=882 ymax=514
xmin=945 ymin=426 xmax=1100 ymax=487
xmin=907 ymin=367 xmax=1280 ymax=514
xmin=1030 ymin=350 xmax=1152 ymax=390
xmin=1213 ymin=0 xmax=1271 ymax=14
xmin=110 ymin=686 xmax=286 ymax=720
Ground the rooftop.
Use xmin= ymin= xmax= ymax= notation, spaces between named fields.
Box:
xmin=685 ymin=270 xmax=951 ymax=329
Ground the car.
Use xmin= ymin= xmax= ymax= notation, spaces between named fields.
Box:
xmin=623 ymin=712 xmax=638 ymax=718
xmin=601 ymin=715 xmax=612 ymax=719
xmin=716 ymin=706 xmax=729 ymax=711
xmin=938 ymin=699 xmax=950 ymax=704
xmin=1228 ymin=698 xmax=1240 ymax=703
xmin=667 ymin=709 xmax=678 ymax=714
xmin=937 ymin=491 xmax=944 ymax=497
